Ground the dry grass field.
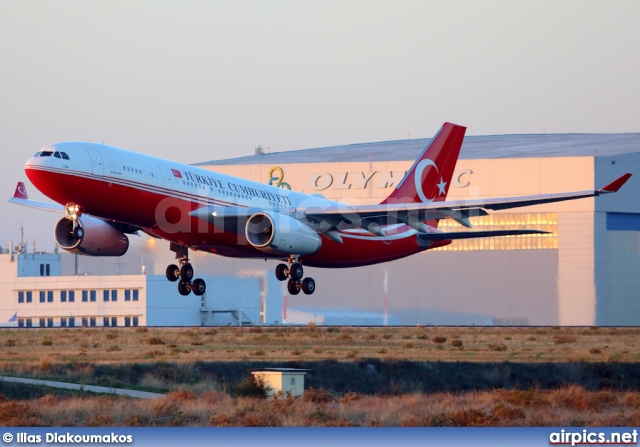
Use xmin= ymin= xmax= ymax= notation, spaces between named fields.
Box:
xmin=2 ymin=325 xmax=640 ymax=427
xmin=1 ymin=325 xmax=639 ymax=365
xmin=3 ymin=384 xmax=640 ymax=427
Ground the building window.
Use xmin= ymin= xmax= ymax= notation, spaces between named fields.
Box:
xmin=90 ymin=317 xmax=96 ymax=327
xmin=69 ymin=317 xmax=75 ymax=327
xmin=125 ymin=316 xmax=131 ymax=327
xmin=111 ymin=290 xmax=117 ymax=302
xmin=133 ymin=316 xmax=138 ymax=326
xmin=82 ymin=317 xmax=88 ymax=327
xmin=40 ymin=291 xmax=45 ymax=303
xmin=39 ymin=318 xmax=45 ymax=327
xmin=47 ymin=318 xmax=53 ymax=328
xmin=90 ymin=290 xmax=96 ymax=302
xmin=61 ymin=290 xmax=67 ymax=302
xmin=60 ymin=317 xmax=67 ymax=327
xmin=82 ymin=290 xmax=88 ymax=302
xmin=104 ymin=290 xmax=109 ymax=302
xmin=103 ymin=317 xmax=110 ymax=327
xmin=46 ymin=264 xmax=50 ymax=276
xmin=26 ymin=318 xmax=32 ymax=328
xmin=26 ymin=291 xmax=32 ymax=303
xmin=18 ymin=319 xmax=24 ymax=328
xmin=291 ymin=377 xmax=295 ymax=385
xmin=434 ymin=212 xmax=559 ymax=252
xmin=18 ymin=291 xmax=24 ymax=303
xmin=69 ymin=291 xmax=75 ymax=302
xmin=111 ymin=317 xmax=117 ymax=327
xmin=133 ymin=290 xmax=139 ymax=301
xmin=47 ymin=291 xmax=53 ymax=303
xmin=125 ymin=290 xmax=131 ymax=301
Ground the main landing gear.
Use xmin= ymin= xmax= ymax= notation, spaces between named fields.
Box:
xmin=275 ymin=255 xmax=315 ymax=295
xmin=166 ymin=245 xmax=206 ymax=297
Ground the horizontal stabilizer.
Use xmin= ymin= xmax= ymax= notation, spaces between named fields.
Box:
xmin=9 ymin=181 xmax=64 ymax=213
xmin=418 ymin=229 xmax=549 ymax=242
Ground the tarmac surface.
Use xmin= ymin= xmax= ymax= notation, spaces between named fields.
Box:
xmin=0 ymin=375 xmax=165 ymax=399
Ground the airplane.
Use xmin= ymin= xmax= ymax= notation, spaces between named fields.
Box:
xmin=10 ymin=122 xmax=632 ymax=297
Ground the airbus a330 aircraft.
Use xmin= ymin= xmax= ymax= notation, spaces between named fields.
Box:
xmin=10 ymin=123 xmax=631 ymax=297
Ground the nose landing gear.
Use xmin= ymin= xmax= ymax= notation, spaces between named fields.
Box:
xmin=275 ymin=255 xmax=315 ymax=295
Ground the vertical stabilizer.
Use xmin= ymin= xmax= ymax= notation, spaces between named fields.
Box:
xmin=381 ymin=122 xmax=466 ymax=205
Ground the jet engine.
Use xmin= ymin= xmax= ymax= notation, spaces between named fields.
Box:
xmin=54 ymin=215 xmax=129 ymax=256
xmin=245 ymin=212 xmax=321 ymax=255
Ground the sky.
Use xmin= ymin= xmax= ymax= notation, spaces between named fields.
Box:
xmin=0 ymin=0 xmax=639 ymax=250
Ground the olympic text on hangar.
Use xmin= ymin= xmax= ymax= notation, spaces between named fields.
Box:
xmin=268 ymin=166 xmax=473 ymax=192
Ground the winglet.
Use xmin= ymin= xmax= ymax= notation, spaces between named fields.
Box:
xmin=13 ymin=182 xmax=28 ymax=199
xmin=599 ymin=173 xmax=632 ymax=193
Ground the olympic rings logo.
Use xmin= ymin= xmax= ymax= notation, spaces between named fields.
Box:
xmin=268 ymin=166 xmax=291 ymax=190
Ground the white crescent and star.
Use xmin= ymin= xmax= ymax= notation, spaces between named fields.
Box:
xmin=17 ymin=186 xmax=26 ymax=196
xmin=414 ymin=159 xmax=447 ymax=203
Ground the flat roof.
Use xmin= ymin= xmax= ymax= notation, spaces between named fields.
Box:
xmin=195 ymin=133 xmax=640 ymax=166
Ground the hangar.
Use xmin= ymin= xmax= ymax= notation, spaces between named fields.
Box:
xmin=196 ymin=132 xmax=640 ymax=326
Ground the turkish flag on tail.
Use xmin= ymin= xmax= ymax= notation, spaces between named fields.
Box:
xmin=14 ymin=182 xmax=28 ymax=199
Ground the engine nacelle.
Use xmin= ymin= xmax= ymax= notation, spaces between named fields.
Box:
xmin=245 ymin=212 xmax=321 ymax=255
xmin=54 ymin=215 xmax=129 ymax=257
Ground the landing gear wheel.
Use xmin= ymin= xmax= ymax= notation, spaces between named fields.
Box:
xmin=289 ymin=263 xmax=304 ymax=281
xmin=301 ymin=277 xmax=316 ymax=295
xmin=192 ymin=278 xmax=206 ymax=296
xmin=287 ymin=279 xmax=301 ymax=295
xmin=180 ymin=263 xmax=194 ymax=282
xmin=166 ymin=264 xmax=180 ymax=282
xmin=275 ymin=264 xmax=288 ymax=281
xmin=178 ymin=281 xmax=192 ymax=296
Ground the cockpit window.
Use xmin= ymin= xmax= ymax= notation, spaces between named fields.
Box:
xmin=61 ymin=152 xmax=70 ymax=160
xmin=34 ymin=151 xmax=41 ymax=157
xmin=54 ymin=152 xmax=61 ymax=158
xmin=40 ymin=151 xmax=53 ymax=157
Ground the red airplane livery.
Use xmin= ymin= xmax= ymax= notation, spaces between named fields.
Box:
xmin=10 ymin=123 xmax=632 ymax=297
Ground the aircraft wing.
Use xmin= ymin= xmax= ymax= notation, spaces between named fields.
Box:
xmin=9 ymin=182 xmax=65 ymax=213
xmin=189 ymin=206 xmax=253 ymax=233
xmin=188 ymin=174 xmax=631 ymax=239
xmin=302 ymin=173 xmax=633 ymax=231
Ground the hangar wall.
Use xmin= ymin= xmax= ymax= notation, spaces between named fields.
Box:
xmin=201 ymin=151 xmax=639 ymax=326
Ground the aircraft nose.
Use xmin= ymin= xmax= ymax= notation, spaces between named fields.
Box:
xmin=25 ymin=146 xmax=64 ymax=177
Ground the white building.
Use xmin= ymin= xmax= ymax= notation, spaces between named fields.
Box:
xmin=0 ymin=251 xmax=282 ymax=327
xmin=196 ymin=132 xmax=640 ymax=326
xmin=252 ymin=368 xmax=308 ymax=397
